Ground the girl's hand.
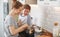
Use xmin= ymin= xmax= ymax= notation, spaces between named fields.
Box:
xmin=29 ymin=29 xmax=34 ymax=34
xmin=17 ymin=20 xmax=22 ymax=27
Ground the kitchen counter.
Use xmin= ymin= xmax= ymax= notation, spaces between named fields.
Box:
xmin=35 ymin=29 xmax=53 ymax=37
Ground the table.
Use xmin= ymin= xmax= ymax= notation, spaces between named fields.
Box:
xmin=36 ymin=29 xmax=53 ymax=37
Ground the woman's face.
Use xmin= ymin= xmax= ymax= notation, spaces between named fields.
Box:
xmin=15 ymin=6 xmax=24 ymax=15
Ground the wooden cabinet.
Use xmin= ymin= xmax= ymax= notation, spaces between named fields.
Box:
xmin=37 ymin=35 xmax=52 ymax=37
xmin=25 ymin=0 xmax=37 ymax=4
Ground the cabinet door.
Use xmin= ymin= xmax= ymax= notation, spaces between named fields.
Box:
xmin=25 ymin=0 xmax=37 ymax=4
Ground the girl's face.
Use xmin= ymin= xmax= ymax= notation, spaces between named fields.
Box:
xmin=24 ymin=9 xmax=30 ymax=15
xmin=15 ymin=6 xmax=24 ymax=15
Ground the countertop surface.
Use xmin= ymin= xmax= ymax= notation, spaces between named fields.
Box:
xmin=36 ymin=29 xmax=53 ymax=37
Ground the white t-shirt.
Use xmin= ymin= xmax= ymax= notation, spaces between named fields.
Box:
xmin=4 ymin=15 xmax=18 ymax=37
xmin=18 ymin=13 xmax=32 ymax=26
xmin=19 ymin=14 xmax=27 ymax=24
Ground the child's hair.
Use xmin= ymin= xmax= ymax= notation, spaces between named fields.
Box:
xmin=54 ymin=22 xmax=58 ymax=26
xmin=12 ymin=1 xmax=23 ymax=9
xmin=24 ymin=4 xmax=31 ymax=10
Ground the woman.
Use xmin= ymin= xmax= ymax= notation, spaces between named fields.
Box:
xmin=4 ymin=1 xmax=28 ymax=37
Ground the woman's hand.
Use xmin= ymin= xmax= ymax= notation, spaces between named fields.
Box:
xmin=22 ymin=24 xmax=29 ymax=29
xmin=9 ymin=24 xmax=29 ymax=35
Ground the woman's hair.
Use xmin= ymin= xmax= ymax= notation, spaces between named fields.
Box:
xmin=13 ymin=0 xmax=17 ymax=2
xmin=24 ymin=4 xmax=31 ymax=10
xmin=12 ymin=1 xmax=23 ymax=9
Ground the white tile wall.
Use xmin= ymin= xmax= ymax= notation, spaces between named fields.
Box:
xmin=41 ymin=6 xmax=60 ymax=33
xmin=37 ymin=0 xmax=60 ymax=33
xmin=30 ymin=5 xmax=45 ymax=27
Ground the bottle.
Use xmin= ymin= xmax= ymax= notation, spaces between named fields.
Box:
xmin=53 ymin=22 xmax=59 ymax=37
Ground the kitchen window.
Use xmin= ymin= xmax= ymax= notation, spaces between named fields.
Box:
xmin=40 ymin=0 xmax=44 ymax=1
xmin=50 ymin=0 xmax=57 ymax=1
